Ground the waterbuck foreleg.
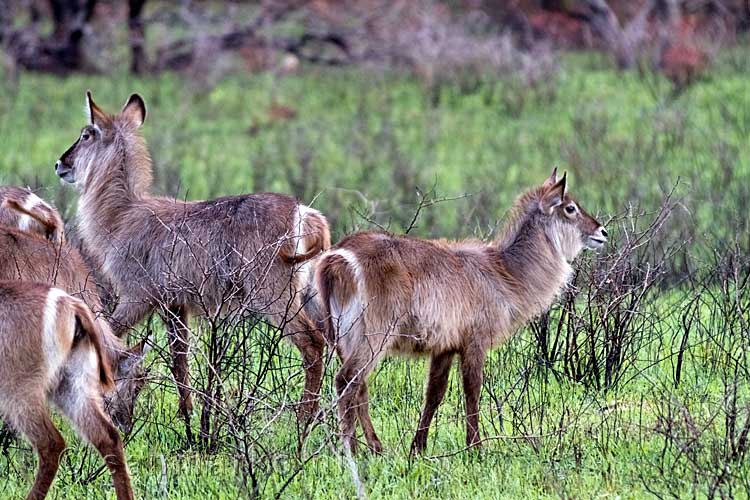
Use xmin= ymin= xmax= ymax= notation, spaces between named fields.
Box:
xmin=161 ymin=305 xmax=194 ymax=445
xmin=411 ymin=350 xmax=455 ymax=454
xmin=460 ymin=343 xmax=486 ymax=448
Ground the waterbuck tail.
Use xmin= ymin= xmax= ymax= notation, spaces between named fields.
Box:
xmin=314 ymin=252 xmax=358 ymax=346
xmin=1 ymin=195 xmax=65 ymax=243
xmin=280 ymin=207 xmax=331 ymax=264
xmin=69 ymin=298 xmax=115 ymax=391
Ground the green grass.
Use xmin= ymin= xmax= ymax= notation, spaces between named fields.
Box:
xmin=1 ymin=52 xmax=749 ymax=498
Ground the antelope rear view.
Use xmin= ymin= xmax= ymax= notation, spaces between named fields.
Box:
xmin=0 ymin=281 xmax=134 ymax=500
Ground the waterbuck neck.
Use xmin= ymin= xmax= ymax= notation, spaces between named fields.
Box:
xmin=79 ymin=131 xmax=152 ymax=249
xmin=493 ymin=212 xmax=572 ymax=324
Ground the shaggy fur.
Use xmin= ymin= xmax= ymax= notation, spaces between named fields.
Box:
xmin=311 ymin=170 xmax=608 ymax=453
xmin=0 ymin=281 xmax=133 ymax=500
xmin=55 ymin=92 xmax=330 ymax=439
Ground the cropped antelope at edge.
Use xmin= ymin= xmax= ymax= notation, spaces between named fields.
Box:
xmin=0 ymin=281 xmax=134 ymax=500
xmin=311 ymin=169 xmax=607 ymax=453
xmin=55 ymin=91 xmax=330 ymax=441
xmin=0 ymin=194 xmax=149 ymax=434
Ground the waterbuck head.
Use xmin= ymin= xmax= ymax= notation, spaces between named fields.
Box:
xmin=537 ymin=168 xmax=607 ymax=260
xmin=55 ymin=91 xmax=151 ymax=195
xmin=105 ymin=339 xmax=149 ymax=434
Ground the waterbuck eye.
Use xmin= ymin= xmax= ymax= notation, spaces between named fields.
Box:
xmin=81 ymin=132 xmax=91 ymax=141
xmin=565 ymin=205 xmax=576 ymax=214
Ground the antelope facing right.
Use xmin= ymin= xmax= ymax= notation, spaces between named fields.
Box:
xmin=313 ymin=169 xmax=607 ymax=454
xmin=0 ymin=280 xmax=133 ymax=500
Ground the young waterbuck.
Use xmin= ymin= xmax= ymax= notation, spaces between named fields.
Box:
xmin=0 ymin=280 xmax=134 ymax=500
xmin=0 ymin=203 xmax=148 ymax=434
xmin=55 ymin=92 xmax=330 ymax=441
xmin=313 ymin=169 xmax=607 ymax=453
xmin=0 ymin=186 xmax=65 ymax=243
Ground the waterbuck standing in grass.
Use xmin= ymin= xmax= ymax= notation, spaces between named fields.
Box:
xmin=0 ymin=201 xmax=149 ymax=433
xmin=0 ymin=280 xmax=134 ymax=500
xmin=55 ymin=92 xmax=330 ymax=442
xmin=0 ymin=186 xmax=65 ymax=243
xmin=312 ymin=169 xmax=607 ymax=453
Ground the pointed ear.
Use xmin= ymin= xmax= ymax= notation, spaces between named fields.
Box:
xmin=542 ymin=167 xmax=559 ymax=188
xmin=540 ymin=171 xmax=567 ymax=214
xmin=118 ymin=338 xmax=149 ymax=373
xmin=120 ymin=94 xmax=146 ymax=128
xmin=129 ymin=337 xmax=151 ymax=358
xmin=86 ymin=90 xmax=108 ymax=127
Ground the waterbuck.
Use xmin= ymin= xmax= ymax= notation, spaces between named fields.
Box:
xmin=0 ymin=186 xmax=65 ymax=243
xmin=313 ymin=169 xmax=607 ymax=453
xmin=0 ymin=203 xmax=148 ymax=434
xmin=0 ymin=280 xmax=134 ymax=500
xmin=55 ymin=92 xmax=330 ymax=440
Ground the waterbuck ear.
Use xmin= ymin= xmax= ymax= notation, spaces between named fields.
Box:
xmin=130 ymin=337 xmax=151 ymax=358
xmin=540 ymin=171 xmax=567 ymax=214
xmin=86 ymin=90 xmax=108 ymax=127
xmin=119 ymin=338 xmax=149 ymax=373
xmin=542 ymin=167 xmax=559 ymax=188
xmin=121 ymin=94 xmax=146 ymax=128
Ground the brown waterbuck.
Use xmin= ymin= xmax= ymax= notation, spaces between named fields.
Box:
xmin=312 ymin=169 xmax=607 ymax=453
xmin=0 ymin=201 xmax=148 ymax=434
xmin=0 ymin=186 xmax=65 ymax=243
xmin=0 ymin=280 xmax=134 ymax=500
xmin=55 ymin=92 xmax=330 ymax=441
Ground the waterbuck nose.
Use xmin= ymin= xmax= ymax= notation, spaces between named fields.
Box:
xmin=55 ymin=160 xmax=62 ymax=172
xmin=600 ymin=228 xmax=608 ymax=239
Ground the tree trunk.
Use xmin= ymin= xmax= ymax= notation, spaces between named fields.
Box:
xmin=128 ymin=0 xmax=147 ymax=74
xmin=8 ymin=0 xmax=98 ymax=74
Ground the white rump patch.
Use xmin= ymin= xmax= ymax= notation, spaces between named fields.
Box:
xmin=61 ymin=345 xmax=100 ymax=424
xmin=292 ymin=205 xmax=321 ymax=255
xmin=42 ymin=288 xmax=72 ymax=381
xmin=292 ymin=205 xmax=321 ymax=285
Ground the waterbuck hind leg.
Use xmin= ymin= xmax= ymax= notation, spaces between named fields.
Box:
xmin=356 ymin=383 xmax=382 ymax=454
xmin=11 ymin=407 xmax=66 ymax=500
xmin=411 ymin=350 xmax=455 ymax=455
xmin=460 ymin=345 xmax=487 ymax=449
xmin=335 ymin=355 xmax=378 ymax=454
xmin=56 ymin=396 xmax=134 ymax=500
xmin=285 ymin=314 xmax=325 ymax=422
xmin=161 ymin=306 xmax=194 ymax=445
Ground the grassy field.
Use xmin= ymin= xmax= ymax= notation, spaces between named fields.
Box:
xmin=1 ymin=50 xmax=749 ymax=499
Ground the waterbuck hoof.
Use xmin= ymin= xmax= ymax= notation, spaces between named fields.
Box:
xmin=369 ymin=440 xmax=383 ymax=455
xmin=410 ymin=434 xmax=428 ymax=456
